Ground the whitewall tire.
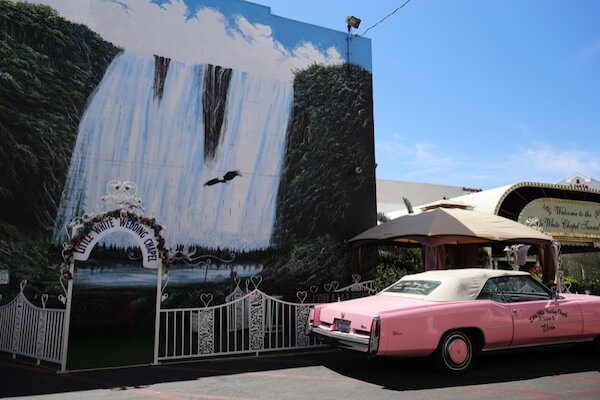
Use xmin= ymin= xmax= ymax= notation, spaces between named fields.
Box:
xmin=436 ymin=331 xmax=475 ymax=374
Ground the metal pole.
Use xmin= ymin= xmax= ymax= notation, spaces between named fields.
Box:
xmin=59 ymin=261 xmax=74 ymax=373
xmin=153 ymin=262 xmax=163 ymax=365
xmin=346 ymin=32 xmax=351 ymax=65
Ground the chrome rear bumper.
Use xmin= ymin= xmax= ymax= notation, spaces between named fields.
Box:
xmin=309 ymin=325 xmax=371 ymax=353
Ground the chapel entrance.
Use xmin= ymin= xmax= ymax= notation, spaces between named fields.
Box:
xmin=66 ymin=260 xmax=156 ymax=369
xmin=59 ymin=181 xmax=168 ymax=371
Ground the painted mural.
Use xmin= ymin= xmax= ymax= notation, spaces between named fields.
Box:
xmin=0 ymin=0 xmax=376 ymax=306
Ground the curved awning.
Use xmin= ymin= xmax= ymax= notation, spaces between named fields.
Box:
xmin=449 ymin=182 xmax=600 ymax=249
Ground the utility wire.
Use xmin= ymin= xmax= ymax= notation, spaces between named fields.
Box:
xmin=360 ymin=0 xmax=412 ymax=36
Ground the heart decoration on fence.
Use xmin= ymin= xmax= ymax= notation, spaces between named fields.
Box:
xmin=309 ymin=285 xmax=318 ymax=293
xmin=296 ymin=291 xmax=308 ymax=304
xmin=325 ymin=281 xmax=339 ymax=292
xmin=200 ymin=293 xmax=213 ymax=308
xmin=564 ymin=282 xmax=572 ymax=293
xmin=250 ymin=275 xmax=262 ymax=289
xmin=58 ymin=294 xmax=66 ymax=305
xmin=352 ymin=274 xmax=361 ymax=283
xmin=41 ymin=294 xmax=48 ymax=309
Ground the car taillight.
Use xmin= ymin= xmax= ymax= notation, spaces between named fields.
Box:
xmin=368 ymin=316 xmax=381 ymax=354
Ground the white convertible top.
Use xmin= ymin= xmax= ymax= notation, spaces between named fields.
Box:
xmin=380 ymin=268 xmax=530 ymax=302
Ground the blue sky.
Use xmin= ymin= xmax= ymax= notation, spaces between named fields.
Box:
xmin=260 ymin=0 xmax=600 ymax=189
xmin=148 ymin=0 xmax=372 ymax=69
xmin=34 ymin=0 xmax=600 ymax=190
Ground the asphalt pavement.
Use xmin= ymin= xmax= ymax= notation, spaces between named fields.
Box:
xmin=1 ymin=345 xmax=599 ymax=400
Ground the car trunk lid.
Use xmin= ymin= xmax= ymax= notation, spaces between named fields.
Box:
xmin=318 ymin=295 xmax=430 ymax=334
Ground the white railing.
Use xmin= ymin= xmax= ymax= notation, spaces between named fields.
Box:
xmin=0 ymin=281 xmax=65 ymax=365
xmin=335 ymin=277 xmax=377 ymax=293
xmin=158 ymin=289 xmax=323 ymax=361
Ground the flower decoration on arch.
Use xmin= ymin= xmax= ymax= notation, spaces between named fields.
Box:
xmin=61 ymin=208 xmax=170 ymax=272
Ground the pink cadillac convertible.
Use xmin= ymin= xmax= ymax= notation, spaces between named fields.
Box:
xmin=307 ymin=269 xmax=600 ymax=373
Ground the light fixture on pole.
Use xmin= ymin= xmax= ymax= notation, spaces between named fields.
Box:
xmin=345 ymin=15 xmax=361 ymax=33
xmin=345 ymin=16 xmax=361 ymax=66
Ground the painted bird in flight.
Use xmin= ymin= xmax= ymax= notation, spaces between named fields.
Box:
xmin=204 ymin=170 xmax=242 ymax=186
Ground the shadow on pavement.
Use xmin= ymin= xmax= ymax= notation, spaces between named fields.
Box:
xmin=325 ymin=343 xmax=600 ymax=391
xmin=1 ymin=350 xmax=341 ymax=397
xmin=1 ymin=344 xmax=598 ymax=397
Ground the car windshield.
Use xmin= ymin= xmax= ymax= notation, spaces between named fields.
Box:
xmin=477 ymin=275 xmax=552 ymax=303
xmin=384 ymin=280 xmax=441 ymax=296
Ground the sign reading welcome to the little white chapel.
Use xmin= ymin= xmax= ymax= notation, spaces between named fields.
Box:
xmin=519 ymin=198 xmax=600 ymax=240
xmin=71 ymin=217 xmax=160 ymax=269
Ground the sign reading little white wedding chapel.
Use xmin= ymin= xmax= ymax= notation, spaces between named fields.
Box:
xmin=519 ymin=198 xmax=600 ymax=239
xmin=72 ymin=217 xmax=160 ymax=269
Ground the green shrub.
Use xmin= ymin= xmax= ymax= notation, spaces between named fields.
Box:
xmin=375 ymin=264 xmax=407 ymax=292
xmin=564 ymin=277 xmax=600 ymax=296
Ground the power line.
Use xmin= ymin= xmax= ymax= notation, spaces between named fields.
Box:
xmin=360 ymin=0 xmax=412 ymax=36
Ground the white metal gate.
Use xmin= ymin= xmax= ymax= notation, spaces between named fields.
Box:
xmin=0 ymin=281 xmax=65 ymax=365
xmin=157 ymin=289 xmax=322 ymax=361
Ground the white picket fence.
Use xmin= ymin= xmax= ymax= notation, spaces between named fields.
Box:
xmin=0 ymin=282 xmax=65 ymax=365
xmin=157 ymin=289 xmax=323 ymax=361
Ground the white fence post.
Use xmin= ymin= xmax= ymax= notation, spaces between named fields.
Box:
xmin=59 ymin=262 xmax=74 ymax=372
xmin=153 ymin=262 xmax=163 ymax=365
xmin=11 ymin=296 xmax=24 ymax=358
xmin=34 ymin=298 xmax=48 ymax=365
xmin=249 ymin=291 xmax=264 ymax=353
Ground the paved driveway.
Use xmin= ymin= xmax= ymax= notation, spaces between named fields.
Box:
xmin=1 ymin=345 xmax=599 ymax=400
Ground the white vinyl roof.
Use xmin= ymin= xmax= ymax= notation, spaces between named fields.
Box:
xmin=380 ymin=268 xmax=530 ymax=302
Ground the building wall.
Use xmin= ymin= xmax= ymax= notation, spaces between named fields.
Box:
xmin=1 ymin=0 xmax=376 ymax=295
xmin=377 ymin=179 xmax=478 ymax=218
xmin=555 ymin=173 xmax=600 ymax=190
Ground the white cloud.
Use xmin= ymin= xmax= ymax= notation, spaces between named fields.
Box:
xmin=375 ymin=135 xmax=462 ymax=183
xmin=507 ymin=145 xmax=600 ymax=182
xmin=375 ymin=134 xmax=600 ymax=189
xmin=27 ymin=0 xmax=343 ymax=81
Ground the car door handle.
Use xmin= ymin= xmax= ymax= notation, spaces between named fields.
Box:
xmin=512 ymin=309 xmax=524 ymax=314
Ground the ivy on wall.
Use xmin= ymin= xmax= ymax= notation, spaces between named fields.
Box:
xmin=274 ymin=63 xmax=376 ymax=247
xmin=0 ymin=1 xmax=120 ymax=299
xmin=266 ymin=63 xmax=377 ymax=289
xmin=0 ymin=0 xmax=121 ymax=231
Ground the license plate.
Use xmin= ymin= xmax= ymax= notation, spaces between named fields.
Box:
xmin=335 ymin=319 xmax=351 ymax=333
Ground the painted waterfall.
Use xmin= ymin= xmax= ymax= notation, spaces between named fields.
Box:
xmin=2 ymin=0 xmax=376 ymax=303
xmin=53 ymin=52 xmax=293 ymax=251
